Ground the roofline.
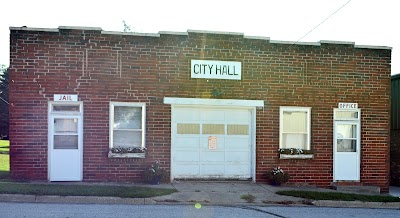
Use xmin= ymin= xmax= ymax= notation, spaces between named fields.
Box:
xmin=9 ymin=26 xmax=59 ymax=32
xmin=187 ymin=29 xmax=244 ymax=36
xmin=9 ymin=26 xmax=392 ymax=50
xmin=392 ymin=73 xmax=400 ymax=80
xmin=59 ymin=26 xmax=102 ymax=31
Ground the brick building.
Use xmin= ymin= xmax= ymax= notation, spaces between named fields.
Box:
xmin=9 ymin=26 xmax=391 ymax=192
xmin=391 ymin=74 xmax=400 ymax=185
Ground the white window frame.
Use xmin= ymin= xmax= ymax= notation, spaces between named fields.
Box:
xmin=279 ymin=106 xmax=311 ymax=150
xmin=50 ymin=101 xmax=83 ymax=115
xmin=109 ymin=102 xmax=146 ymax=150
xmin=333 ymin=108 xmax=360 ymax=121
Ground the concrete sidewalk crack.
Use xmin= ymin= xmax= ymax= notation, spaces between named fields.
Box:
xmin=256 ymin=183 xmax=275 ymax=193
xmin=232 ymin=206 xmax=287 ymax=218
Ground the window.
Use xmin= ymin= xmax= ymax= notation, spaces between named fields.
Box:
xmin=336 ymin=124 xmax=357 ymax=152
xmin=177 ymin=124 xmax=200 ymax=134
xmin=279 ymin=107 xmax=311 ymax=150
xmin=334 ymin=110 xmax=359 ymax=120
xmin=53 ymin=118 xmax=79 ymax=149
xmin=109 ymin=102 xmax=146 ymax=150
xmin=202 ymin=124 xmax=225 ymax=134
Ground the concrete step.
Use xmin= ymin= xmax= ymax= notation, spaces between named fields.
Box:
xmin=330 ymin=183 xmax=380 ymax=195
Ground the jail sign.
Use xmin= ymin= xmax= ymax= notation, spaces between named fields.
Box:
xmin=54 ymin=94 xmax=78 ymax=102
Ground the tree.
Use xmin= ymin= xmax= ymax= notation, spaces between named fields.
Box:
xmin=122 ymin=20 xmax=133 ymax=33
xmin=0 ymin=65 xmax=9 ymax=139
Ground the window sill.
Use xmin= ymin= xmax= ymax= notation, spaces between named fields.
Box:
xmin=108 ymin=152 xmax=146 ymax=159
xmin=280 ymin=154 xmax=314 ymax=159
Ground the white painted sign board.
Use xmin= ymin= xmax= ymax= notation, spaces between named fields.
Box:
xmin=208 ymin=136 xmax=217 ymax=150
xmin=54 ymin=94 xmax=78 ymax=102
xmin=338 ymin=103 xmax=358 ymax=109
xmin=191 ymin=60 xmax=241 ymax=80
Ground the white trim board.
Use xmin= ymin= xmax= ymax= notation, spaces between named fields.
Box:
xmin=164 ymin=97 xmax=264 ymax=108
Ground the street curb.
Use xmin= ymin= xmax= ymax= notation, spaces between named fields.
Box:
xmin=0 ymin=194 xmax=153 ymax=205
xmin=0 ymin=194 xmax=36 ymax=203
xmin=312 ymin=200 xmax=400 ymax=209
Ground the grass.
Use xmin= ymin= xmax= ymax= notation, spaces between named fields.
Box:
xmin=0 ymin=154 xmax=9 ymax=171
xmin=240 ymin=194 xmax=256 ymax=203
xmin=0 ymin=182 xmax=177 ymax=198
xmin=0 ymin=140 xmax=9 ymax=180
xmin=276 ymin=190 xmax=400 ymax=202
xmin=0 ymin=140 xmax=9 ymax=153
xmin=0 ymin=140 xmax=175 ymax=198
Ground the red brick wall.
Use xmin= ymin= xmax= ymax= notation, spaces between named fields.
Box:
xmin=9 ymin=28 xmax=391 ymax=191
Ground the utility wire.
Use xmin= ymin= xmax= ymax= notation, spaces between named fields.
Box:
xmin=286 ymin=0 xmax=352 ymax=50
xmin=0 ymin=96 xmax=8 ymax=105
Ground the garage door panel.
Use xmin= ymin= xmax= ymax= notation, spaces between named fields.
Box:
xmin=225 ymin=111 xmax=250 ymax=122
xmin=174 ymin=137 xmax=200 ymax=148
xmin=174 ymin=109 xmax=200 ymax=122
xmin=174 ymin=165 xmax=200 ymax=176
xmin=226 ymin=164 xmax=250 ymax=176
xmin=201 ymin=110 xmax=225 ymax=121
xmin=226 ymin=151 xmax=250 ymax=162
xmin=201 ymin=164 xmax=225 ymax=175
xmin=201 ymin=151 xmax=225 ymax=162
xmin=225 ymin=138 xmax=249 ymax=149
xmin=174 ymin=151 xmax=199 ymax=161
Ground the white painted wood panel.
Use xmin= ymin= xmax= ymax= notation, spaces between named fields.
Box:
xmin=171 ymin=106 xmax=253 ymax=180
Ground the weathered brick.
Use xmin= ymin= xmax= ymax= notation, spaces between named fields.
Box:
xmin=9 ymin=27 xmax=391 ymax=192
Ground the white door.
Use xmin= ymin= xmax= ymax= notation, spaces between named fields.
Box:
xmin=48 ymin=103 xmax=83 ymax=181
xmin=333 ymin=121 xmax=360 ymax=181
xmin=171 ymin=107 xmax=253 ymax=180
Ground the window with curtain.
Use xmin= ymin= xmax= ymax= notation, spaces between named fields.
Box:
xmin=279 ymin=107 xmax=311 ymax=150
xmin=109 ymin=102 xmax=146 ymax=149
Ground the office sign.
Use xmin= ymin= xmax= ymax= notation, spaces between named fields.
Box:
xmin=338 ymin=102 xmax=358 ymax=109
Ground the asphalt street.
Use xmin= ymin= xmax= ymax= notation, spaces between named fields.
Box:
xmin=0 ymin=202 xmax=399 ymax=218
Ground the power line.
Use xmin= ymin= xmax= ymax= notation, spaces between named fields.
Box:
xmin=287 ymin=0 xmax=352 ymax=50
xmin=0 ymin=96 xmax=8 ymax=105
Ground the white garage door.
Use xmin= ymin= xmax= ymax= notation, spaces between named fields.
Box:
xmin=171 ymin=107 xmax=252 ymax=179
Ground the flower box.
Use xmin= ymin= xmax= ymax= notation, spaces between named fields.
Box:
xmin=280 ymin=154 xmax=314 ymax=159
xmin=278 ymin=148 xmax=314 ymax=159
xmin=108 ymin=146 xmax=146 ymax=158
xmin=108 ymin=152 xmax=145 ymax=159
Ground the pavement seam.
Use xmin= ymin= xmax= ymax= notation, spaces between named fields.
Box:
xmin=233 ymin=205 xmax=287 ymax=218
xmin=171 ymin=183 xmax=177 ymax=189
xmin=255 ymin=183 xmax=275 ymax=193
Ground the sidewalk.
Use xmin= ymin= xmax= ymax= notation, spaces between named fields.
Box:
xmin=1 ymin=181 xmax=400 ymax=209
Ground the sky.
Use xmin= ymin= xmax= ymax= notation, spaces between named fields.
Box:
xmin=1 ymin=0 xmax=399 ymax=74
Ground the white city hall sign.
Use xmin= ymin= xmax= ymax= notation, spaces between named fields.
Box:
xmin=191 ymin=60 xmax=242 ymax=80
